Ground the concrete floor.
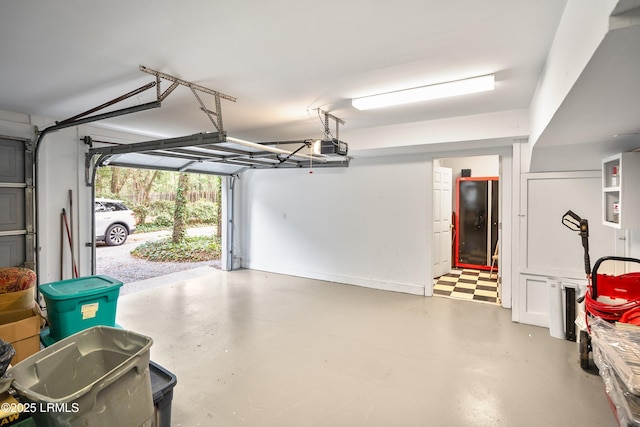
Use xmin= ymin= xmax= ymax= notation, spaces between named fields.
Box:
xmin=116 ymin=268 xmax=617 ymax=427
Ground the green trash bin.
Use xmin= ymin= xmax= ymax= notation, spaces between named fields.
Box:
xmin=6 ymin=326 xmax=154 ymax=427
xmin=39 ymin=275 xmax=123 ymax=342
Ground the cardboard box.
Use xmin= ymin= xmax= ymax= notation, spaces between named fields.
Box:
xmin=0 ymin=308 xmax=41 ymax=365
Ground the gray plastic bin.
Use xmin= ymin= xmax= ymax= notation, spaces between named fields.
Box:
xmin=150 ymin=361 xmax=177 ymax=427
xmin=6 ymin=326 xmax=154 ymax=427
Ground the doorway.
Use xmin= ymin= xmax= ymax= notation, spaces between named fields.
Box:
xmin=92 ymin=166 xmax=224 ymax=294
xmin=431 ymin=155 xmax=501 ymax=305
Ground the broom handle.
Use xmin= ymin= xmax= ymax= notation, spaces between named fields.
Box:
xmin=62 ymin=208 xmax=79 ymax=278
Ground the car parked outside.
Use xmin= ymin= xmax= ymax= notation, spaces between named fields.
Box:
xmin=95 ymin=198 xmax=136 ymax=246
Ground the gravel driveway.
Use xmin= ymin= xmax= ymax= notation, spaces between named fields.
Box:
xmin=96 ymin=226 xmax=221 ymax=285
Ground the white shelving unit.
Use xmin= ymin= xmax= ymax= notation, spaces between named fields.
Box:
xmin=602 ymin=152 xmax=640 ymax=229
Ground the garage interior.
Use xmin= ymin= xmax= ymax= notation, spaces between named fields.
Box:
xmin=1 ymin=0 xmax=640 ymax=425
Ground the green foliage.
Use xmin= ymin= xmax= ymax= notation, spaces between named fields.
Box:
xmin=132 ymin=200 xmax=216 ymax=232
xmin=95 ymin=190 xmax=120 ymax=200
xmin=145 ymin=200 xmax=175 ymax=227
xmin=131 ymin=236 xmax=221 ymax=262
xmin=94 ymin=168 xmax=114 ymax=196
xmin=131 ymin=204 xmax=149 ymax=225
xmin=187 ymin=201 xmax=217 ymax=225
xmin=153 ymin=213 xmax=174 ymax=228
xmin=135 ymin=223 xmax=167 ymax=233
xmin=150 ymin=200 xmax=175 ymax=216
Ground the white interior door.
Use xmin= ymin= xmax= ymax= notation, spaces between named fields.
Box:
xmin=433 ymin=167 xmax=453 ymax=278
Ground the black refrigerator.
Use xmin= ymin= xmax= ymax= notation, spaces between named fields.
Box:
xmin=455 ymin=177 xmax=499 ymax=270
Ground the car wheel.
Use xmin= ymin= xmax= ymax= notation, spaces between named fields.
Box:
xmin=105 ymin=224 xmax=128 ymax=246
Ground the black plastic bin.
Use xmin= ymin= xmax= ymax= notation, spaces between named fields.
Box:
xmin=150 ymin=361 xmax=177 ymax=427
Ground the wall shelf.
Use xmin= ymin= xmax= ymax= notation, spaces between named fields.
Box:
xmin=602 ymin=152 xmax=640 ymax=229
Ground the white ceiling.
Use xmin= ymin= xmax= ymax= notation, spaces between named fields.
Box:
xmin=0 ymin=0 xmax=568 ymax=146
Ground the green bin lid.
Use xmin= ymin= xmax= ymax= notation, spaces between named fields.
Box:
xmin=39 ymin=275 xmax=123 ymax=300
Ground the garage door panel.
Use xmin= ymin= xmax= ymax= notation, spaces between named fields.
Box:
xmin=0 ymin=189 xmax=25 ymax=231
xmin=0 ymin=139 xmax=25 ymax=183
xmin=0 ymin=236 xmax=25 ymax=267
xmin=0 ymin=137 xmax=29 ymax=268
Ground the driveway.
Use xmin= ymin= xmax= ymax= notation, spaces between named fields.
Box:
xmin=96 ymin=226 xmax=221 ymax=290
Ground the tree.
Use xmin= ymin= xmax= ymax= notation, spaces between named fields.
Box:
xmin=109 ymin=167 xmax=132 ymax=194
xmin=109 ymin=168 xmax=120 ymax=194
xmin=141 ymin=170 xmax=159 ymax=204
xmin=172 ymin=172 xmax=190 ymax=243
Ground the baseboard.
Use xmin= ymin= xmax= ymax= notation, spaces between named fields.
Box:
xmin=244 ymin=263 xmax=425 ymax=296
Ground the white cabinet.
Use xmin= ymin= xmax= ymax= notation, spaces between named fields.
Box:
xmin=602 ymin=152 xmax=640 ymax=229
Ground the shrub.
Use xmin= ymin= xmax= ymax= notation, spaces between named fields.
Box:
xmin=150 ymin=200 xmax=175 ymax=217
xmin=153 ymin=213 xmax=174 ymax=228
xmin=131 ymin=235 xmax=221 ymax=262
xmin=187 ymin=201 xmax=217 ymax=225
xmin=135 ymin=223 xmax=165 ymax=233
xmin=131 ymin=204 xmax=149 ymax=225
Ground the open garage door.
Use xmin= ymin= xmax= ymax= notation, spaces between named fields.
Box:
xmin=0 ymin=137 xmax=34 ymax=268
xmin=85 ymin=131 xmax=350 ymax=272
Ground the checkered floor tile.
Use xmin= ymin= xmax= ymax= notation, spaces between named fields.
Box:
xmin=433 ymin=268 xmax=500 ymax=305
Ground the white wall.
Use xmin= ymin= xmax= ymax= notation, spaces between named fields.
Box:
xmin=528 ymin=0 xmax=616 ymax=148
xmin=631 ymin=231 xmax=640 ymax=258
xmin=36 ymin=125 xmax=91 ymax=284
xmin=439 ymin=155 xmax=499 ymax=182
xmin=529 ymin=126 xmax=640 ymax=172
xmin=344 ymin=110 xmax=528 ymax=152
xmin=237 ymin=154 xmax=430 ymax=295
xmin=513 ymin=171 xmax=617 ymax=329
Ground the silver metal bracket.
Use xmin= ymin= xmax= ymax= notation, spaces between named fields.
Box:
xmin=140 ymin=65 xmax=236 ymax=133
xmin=317 ymin=108 xmax=345 ymax=140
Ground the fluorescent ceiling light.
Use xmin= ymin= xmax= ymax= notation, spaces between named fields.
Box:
xmin=352 ymin=74 xmax=495 ymax=110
